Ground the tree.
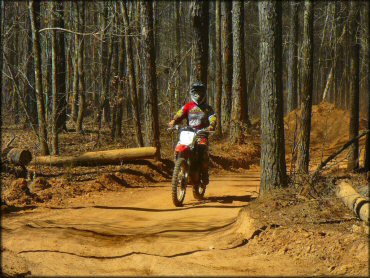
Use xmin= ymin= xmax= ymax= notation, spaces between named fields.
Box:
xmin=190 ymin=0 xmax=209 ymax=86
xmin=121 ymin=0 xmax=144 ymax=147
xmin=258 ymin=1 xmax=287 ymax=192
xmin=141 ymin=1 xmax=161 ymax=160
xmin=51 ymin=1 xmax=67 ymax=154
xmin=25 ymin=15 xmax=38 ymax=129
xmin=0 ymin=0 xmax=3 ymax=117
xmin=347 ymin=1 xmax=360 ymax=171
xmin=113 ymin=7 xmax=126 ymax=140
xmin=365 ymin=2 xmax=370 ymax=171
xmin=76 ymin=1 xmax=86 ymax=133
xmin=230 ymin=0 xmax=248 ymax=143
xmin=29 ymin=0 xmax=49 ymax=155
xmin=297 ymin=0 xmax=314 ymax=174
xmin=221 ymin=2 xmax=232 ymax=132
xmin=287 ymin=1 xmax=299 ymax=113
xmin=215 ymin=0 xmax=222 ymax=136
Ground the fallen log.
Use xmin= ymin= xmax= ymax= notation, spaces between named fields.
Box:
xmin=7 ymin=148 xmax=32 ymax=166
xmin=32 ymin=147 xmax=157 ymax=167
xmin=336 ymin=181 xmax=369 ymax=224
xmin=311 ymin=130 xmax=370 ymax=180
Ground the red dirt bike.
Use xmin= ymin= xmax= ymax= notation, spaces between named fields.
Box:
xmin=168 ymin=126 xmax=213 ymax=207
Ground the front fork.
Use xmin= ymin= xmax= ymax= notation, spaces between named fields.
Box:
xmin=175 ymin=151 xmax=189 ymax=184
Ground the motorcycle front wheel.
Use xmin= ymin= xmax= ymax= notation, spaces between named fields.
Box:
xmin=172 ymin=158 xmax=187 ymax=207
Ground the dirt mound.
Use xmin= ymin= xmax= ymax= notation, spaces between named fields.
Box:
xmin=210 ymin=137 xmax=260 ymax=172
xmin=285 ymin=102 xmax=367 ymax=153
xmin=233 ymin=186 xmax=369 ymax=276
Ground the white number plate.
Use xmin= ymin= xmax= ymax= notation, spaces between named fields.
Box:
xmin=179 ymin=131 xmax=196 ymax=145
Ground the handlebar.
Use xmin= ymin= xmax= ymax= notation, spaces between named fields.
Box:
xmin=167 ymin=125 xmax=214 ymax=134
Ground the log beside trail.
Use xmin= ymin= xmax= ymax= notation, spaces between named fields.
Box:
xmin=6 ymin=148 xmax=32 ymax=166
xmin=32 ymin=147 xmax=157 ymax=167
xmin=336 ymin=181 xmax=369 ymax=224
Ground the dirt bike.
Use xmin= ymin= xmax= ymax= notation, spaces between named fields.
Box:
xmin=168 ymin=125 xmax=212 ymax=207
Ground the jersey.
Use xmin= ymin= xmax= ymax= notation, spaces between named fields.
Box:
xmin=173 ymin=101 xmax=216 ymax=130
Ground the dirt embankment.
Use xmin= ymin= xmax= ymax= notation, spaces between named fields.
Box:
xmin=285 ymin=102 xmax=367 ymax=155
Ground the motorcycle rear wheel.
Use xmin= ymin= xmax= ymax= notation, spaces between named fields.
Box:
xmin=172 ymin=158 xmax=187 ymax=207
xmin=192 ymin=183 xmax=206 ymax=200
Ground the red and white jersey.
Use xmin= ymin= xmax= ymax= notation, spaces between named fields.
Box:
xmin=174 ymin=101 xmax=216 ymax=130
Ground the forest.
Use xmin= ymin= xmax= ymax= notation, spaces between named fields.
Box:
xmin=1 ymin=1 xmax=369 ymax=276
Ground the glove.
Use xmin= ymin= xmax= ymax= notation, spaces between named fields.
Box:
xmin=168 ymin=120 xmax=176 ymax=128
xmin=207 ymin=125 xmax=215 ymax=131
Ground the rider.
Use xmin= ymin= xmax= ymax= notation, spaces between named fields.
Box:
xmin=168 ymin=81 xmax=217 ymax=185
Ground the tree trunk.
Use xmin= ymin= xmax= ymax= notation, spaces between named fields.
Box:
xmin=215 ymin=0 xmax=222 ymax=136
xmin=12 ymin=4 xmax=20 ymax=124
xmin=115 ymin=30 xmax=126 ymax=140
xmin=258 ymin=1 xmax=287 ymax=192
xmin=190 ymin=0 xmax=209 ymax=86
xmin=29 ymin=0 xmax=49 ymax=155
xmin=0 ymin=1 xmax=2 ymax=113
xmin=121 ymin=1 xmax=144 ymax=147
xmin=141 ymin=1 xmax=161 ymax=160
xmin=174 ymin=0 xmax=181 ymax=109
xmin=297 ymin=0 xmax=314 ymax=174
xmin=347 ymin=1 xmax=360 ymax=171
xmin=76 ymin=1 xmax=85 ymax=133
xmin=287 ymin=1 xmax=299 ymax=113
xmin=25 ymin=16 xmax=38 ymax=129
xmin=230 ymin=0 xmax=248 ymax=144
xmin=221 ymin=2 xmax=232 ymax=132
xmin=331 ymin=2 xmax=339 ymax=105
xmin=71 ymin=3 xmax=79 ymax=123
xmin=135 ymin=1 xmax=143 ymax=115
xmin=365 ymin=2 xmax=370 ymax=171
xmin=51 ymin=1 xmax=67 ymax=154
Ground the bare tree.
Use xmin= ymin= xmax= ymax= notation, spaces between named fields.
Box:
xmin=258 ymin=1 xmax=287 ymax=192
xmin=190 ymin=0 xmax=209 ymax=86
xmin=121 ymin=0 xmax=144 ymax=147
xmin=365 ymin=2 xmax=370 ymax=171
xmin=215 ymin=0 xmax=222 ymax=136
xmin=76 ymin=1 xmax=85 ymax=133
xmin=141 ymin=1 xmax=161 ymax=160
xmin=347 ymin=1 xmax=360 ymax=171
xmin=51 ymin=1 xmax=67 ymax=154
xmin=221 ymin=2 xmax=232 ymax=132
xmin=287 ymin=1 xmax=299 ymax=113
xmin=230 ymin=0 xmax=248 ymax=143
xmin=29 ymin=0 xmax=49 ymax=155
xmin=297 ymin=0 xmax=314 ymax=174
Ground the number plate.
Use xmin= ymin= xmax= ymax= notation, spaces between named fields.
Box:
xmin=179 ymin=131 xmax=196 ymax=145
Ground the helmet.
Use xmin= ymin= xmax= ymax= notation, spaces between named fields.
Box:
xmin=190 ymin=81 xmax=206 ymax=104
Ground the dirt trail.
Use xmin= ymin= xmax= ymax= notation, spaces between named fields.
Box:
xmin=3 ymin=171 xmax=269 ymax=276
xmin=2 ymin=167 xmax=368 ymax=276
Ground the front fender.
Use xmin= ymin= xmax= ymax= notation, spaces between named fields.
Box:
xmin=175 ymin=145 xmax=190 ymax=159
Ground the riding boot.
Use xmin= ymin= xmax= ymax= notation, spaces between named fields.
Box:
xmin=201 ymin=146 xmax=209 ymax=185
